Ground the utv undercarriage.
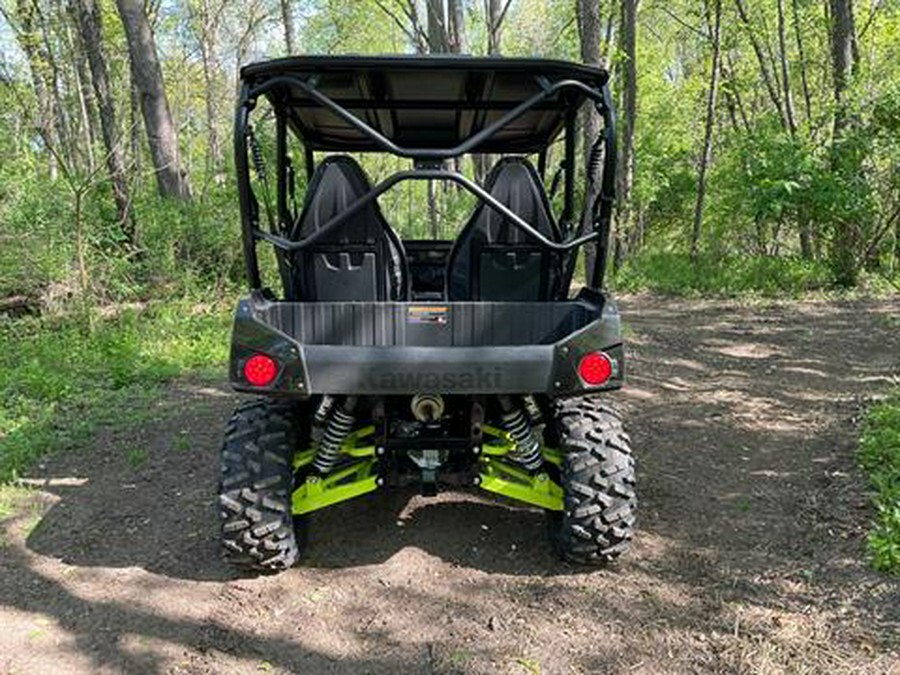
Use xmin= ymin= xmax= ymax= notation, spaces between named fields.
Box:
xmin=221 ymin=56 xmax=635 ymax=573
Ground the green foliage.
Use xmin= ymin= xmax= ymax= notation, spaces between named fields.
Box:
xmin=859 ymin=391 xmax=900 ymax=574
xmin=0 ymin=299 xmax=232 ymax=481
xmin=622 ymin=2 xmax=900 ymax=284
xmin=0 ymin=154 xmax=245 ymax=303
xmin=716 ymin=128 xmax=817 ymax=229
xmin=614 ymin=252 xmax=831 ymax=297
xmin=5 ymin=0 xmax=900 ymax=304
xmin=134 ymin=187 xmax=244 ymax=291
xmin=0 ymin=158 xmax=83 ymax=298
xmin=303 ymin=1 xmax=407 ymax=54
xmin=501 ymin=1 xmax=578 ymax=59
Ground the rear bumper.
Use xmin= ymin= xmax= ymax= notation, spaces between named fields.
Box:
xmin=229 ymin=291 xmax=624 ymax=396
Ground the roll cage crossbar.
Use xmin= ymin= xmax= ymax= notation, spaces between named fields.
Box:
xmin=248 ymin=75 xmax=605 ymax=161
xmin=235 ymin=70 xmax=617 ymax=292
xmin=254 ymin=170 xmax=599 ymax=253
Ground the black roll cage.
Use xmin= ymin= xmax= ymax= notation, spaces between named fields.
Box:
xmin=234 ymin=70 xmax=617 ymax=294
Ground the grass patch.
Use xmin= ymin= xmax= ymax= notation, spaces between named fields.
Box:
xmin=173 ymin=433 xmax=192 ymax=453
xmin=0 ymin=298 xmax=233 ymax=482
xmin=615 ymin=252 xmax=834 ymax=297
xmin=126 ymin=448 xmax=150 ymax=468
xmin=0 ymin=485 xmax=47 ymax=545
xmin=513 ymin=657 xmax=541 ymax=674
xmin=0 ymin=485 xmax=34 ymax=520
xmin=859 ymin=390 xmax=900 ymax=574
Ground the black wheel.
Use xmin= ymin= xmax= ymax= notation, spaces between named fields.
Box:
xmin=548 ymin=397 xmax=636 ymax=565
xmin=219 ymin=398 xmax=304 ymax=573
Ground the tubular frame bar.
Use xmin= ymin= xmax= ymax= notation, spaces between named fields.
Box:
xmin=589 ymin=86 xmax=617 ymax=289
xmin=235 ymin=82 xmax=262 ymax=289
xmin=276 ymin=114 xmax=288 ymax=228
xmin=251 ymin=169 xmax=599 ymax=254
xmin=271 ymin=114 xmax=292 ymax=292
xmin=245 ymin=74 xmax=605 ymax=160
xmin=562 ymin=103 xmax=577 ymax=234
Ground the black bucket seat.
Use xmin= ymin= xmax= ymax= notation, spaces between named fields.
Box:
xmin=446 ymin=157 xmax=561 ymax=301
xmin=289 ymin=155 xmax=407 ymax=301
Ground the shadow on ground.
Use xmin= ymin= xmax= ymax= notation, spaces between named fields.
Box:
xmin=3 ymin=297 xmax=900 ymax=673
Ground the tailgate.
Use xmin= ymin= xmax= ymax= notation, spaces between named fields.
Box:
xmin=229 ymin=292 xmax=624 ymax=395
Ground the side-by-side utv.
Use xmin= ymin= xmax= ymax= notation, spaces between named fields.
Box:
xmin=221 ymin=55 xmax=635 ymax=573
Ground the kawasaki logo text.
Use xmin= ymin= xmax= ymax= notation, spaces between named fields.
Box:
xmin=362 ymin=366 xmax=504 ymax=390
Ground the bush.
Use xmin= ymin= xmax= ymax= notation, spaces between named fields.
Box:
xmin=0 ymin=160 xmax=87 ymax=299
xmin=134 ymin=188 xmax=244 ymax=293
xmin=0 ymin=152 xmax=246 ymax=308
xmin=859 ymin=392 xmax=900 ymax=574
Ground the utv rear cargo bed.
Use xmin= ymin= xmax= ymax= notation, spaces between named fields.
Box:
xmin=230 ymin=291 xmax=624 ymax=395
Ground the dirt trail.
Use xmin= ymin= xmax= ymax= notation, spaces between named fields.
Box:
xmin=2 ymin=297 xmax=899 ymax=674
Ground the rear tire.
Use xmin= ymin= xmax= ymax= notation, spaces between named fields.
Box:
xmin=548 ymin=397 xmax=636 ymax=565
xmin=219 ymin=399 xmax=303 ymax=573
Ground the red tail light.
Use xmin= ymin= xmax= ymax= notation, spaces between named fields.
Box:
xmin=243 ymin=353 xmax=278 ymax=387
xmin=578 ymin=351 xmax=613 ymax=386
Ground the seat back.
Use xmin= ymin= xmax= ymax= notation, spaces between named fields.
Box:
xmin=446 ymin=157 xmax=560 ymax=301
xmin=289 ymin=156 xmax=406 ymax=301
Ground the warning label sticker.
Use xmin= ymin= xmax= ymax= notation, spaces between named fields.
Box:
xmin=406 ymin=306 xmax=449 ymax=325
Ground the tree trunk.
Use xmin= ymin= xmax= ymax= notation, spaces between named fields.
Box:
xmin=577 ymin=0 xmax=602 ymax=180
xmin=577 ymin=0 xmax=603 ymax=281
xmin=129 ymin=65 xmax=141 ymax=177
xmin=615 ymin=0 xmax=637 ymax=270
xmin=791 ymin=0 xmax=813 ymax=129
xmin=722 ymin=53 xmax=751 ymax=133
xmin=12 ymin=0 xmax=59 ymax=177
xmin=279 ymin=0 xmax=295 ymax=53
xmin=188 ymin=0 xmax=227 ymax=183
xmin=776 ymin=0 xmax=798 ymax=136
xmin=36 ymin=0 xmax=77 ymax=170
xmin=426 ymin=0 xmax=448 ymax=52
xmin=850 ymin=1 xmax=861 ymax=73
xmin=690 ymin=0 xmax=723 ymax=264
xmin=425 ymin=0 xmax=451 ymax=219
xmin=775 ymin=0 xmax=811 ymax=259
xmin=733 ymin=0 xmax=788 ymax=131
xmin=449 ymin=0 xmax=466 ymax=53
xmin=64 ymin=7 xmax=98 ymax=173
xmin=72 ymin=0 xmax=135 ymax=241
xmin=448 ymin=0 xmax=467 ymax=176
xmin=829 ymin=0 xmax=858 ymax=286
xmin=791 ymin=0 xmax=816 ymax=258
xmin=195 ymin=0 xmax=222 ymax=178
xmin=830 ymin=0 xmax=855 ymax=136
xmin=115 ymin=0 xmax=191 ymax=199
xmin=602 ymin=9 xmax=617 ymax=70
xmin=473 ymin=0 xmax=507 ymax=182
xmin=486 ymin=0 xmax=507 ymax=54
xmin=201 ymin=45 xmax=221 ymax=178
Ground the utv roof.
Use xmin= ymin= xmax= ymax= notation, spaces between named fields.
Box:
xmin=240 ymin=55 xmax=609 ymax=153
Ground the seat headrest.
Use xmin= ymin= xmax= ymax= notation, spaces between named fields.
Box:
xmin=476 ymin=157 xmax=559 ymax=243
xmin=292 ymin=155 xmax=379 ymax=242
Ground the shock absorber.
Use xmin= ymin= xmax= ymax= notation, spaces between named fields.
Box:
xmin=312 ymin=396 xmax=356 ymax=474
xmin=247 ymin=124 xmax=267 ymax=182
xmin=498 ymin=396 xmax=544 ymax=471
xmin=313 ymin=395 xmax=334 ymax=425
xmin=309 ymin=395 xmax=334 ymax=445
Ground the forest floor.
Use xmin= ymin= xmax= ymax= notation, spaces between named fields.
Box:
xmin=1 ymin=296 xmax=899 ymax=675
